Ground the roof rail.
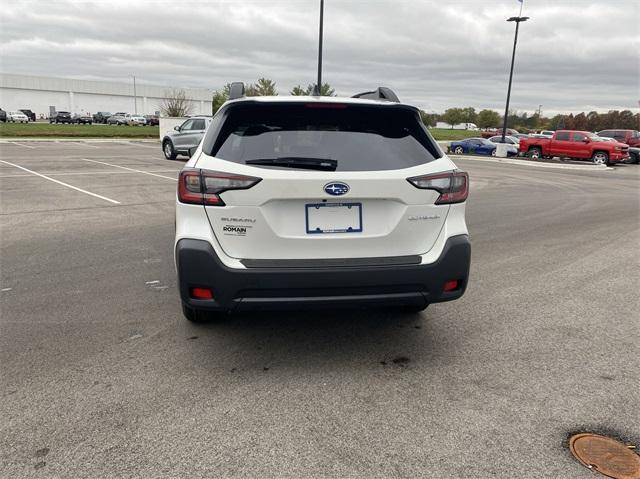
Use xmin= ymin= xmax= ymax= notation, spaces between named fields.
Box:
xmin=351 ymin=87 xmax=400 ymax=103
xmin=229 ymin=82 xmax=245 ymax=100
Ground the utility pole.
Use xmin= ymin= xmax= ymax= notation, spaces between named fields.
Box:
xmin=501 ymin=14 xmax=529 ymax=142
xmin=132 ymin=75 xmax=137 ymax=114
xmin=313 ymin=0 xmax=324 ymax=96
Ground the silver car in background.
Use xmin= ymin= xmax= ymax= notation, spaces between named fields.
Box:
xmin=162 ymin=116 xmax=211 ymax=160
xmin=8 ymin=111 xmax=30 ymax=123
xmin=107 ymin=113 xmax=128 ymax=125
xmin=125 ymin=114 xmax=147 ymax=126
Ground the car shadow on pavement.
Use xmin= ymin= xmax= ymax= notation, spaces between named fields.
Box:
xmin=182 ymin=308 xmax=453 ymax=373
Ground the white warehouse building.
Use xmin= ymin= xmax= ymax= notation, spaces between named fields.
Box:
xmin=0 ymin=73 xmax=214 ymax=119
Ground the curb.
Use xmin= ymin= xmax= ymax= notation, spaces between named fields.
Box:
xmin=451 ymin=155 xmax=613 ymax=171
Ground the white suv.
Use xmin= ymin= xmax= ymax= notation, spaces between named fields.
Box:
xmin=125 ymin=114 xmax=146 ymax=126
xmin=174 ymin=85 xmax=470 ymax=321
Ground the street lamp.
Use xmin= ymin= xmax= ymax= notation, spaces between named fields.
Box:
xmin=131 ymin=75 xmax=137 ymax=114
xmin=312 ymin=0 xmax=325 ymax=96
xmin=501 ymin=15 xmax=529 ymax=142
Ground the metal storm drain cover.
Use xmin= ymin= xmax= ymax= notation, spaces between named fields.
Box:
xmin=569 ymin=433 xmax=640 ymax=479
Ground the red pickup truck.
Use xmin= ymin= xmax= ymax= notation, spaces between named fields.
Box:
xmin=519 ymin=130 xmax=629 ymax=165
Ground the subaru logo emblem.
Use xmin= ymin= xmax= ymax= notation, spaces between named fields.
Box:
xmin=324 ymin=182 xmax=349 ymax=196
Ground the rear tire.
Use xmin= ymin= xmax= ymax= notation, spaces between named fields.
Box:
xmin=453 ymin=146 xmax=464 ymax=155
xmin=182 ymin=303 xmax=216 ymax=322
xmin=163 ymin=140 xmax=177 ymax=160
xmin=528 ymin=147 xmax=542 ymax=160
xmin=592 ymin=151 xmax=609 ymax=166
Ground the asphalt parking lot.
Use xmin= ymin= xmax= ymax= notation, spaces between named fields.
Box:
xmin=1 ymin=141 xmax=638 ymax=478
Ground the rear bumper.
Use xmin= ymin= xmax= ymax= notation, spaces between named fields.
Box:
xmin=176 ymin=235 xmax=471 ymax=312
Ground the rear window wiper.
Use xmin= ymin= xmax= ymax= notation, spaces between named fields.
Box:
xmin=245 ymin=157 xmax=337 ymax=171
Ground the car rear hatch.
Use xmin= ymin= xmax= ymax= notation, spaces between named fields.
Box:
xmin=193 ymin=101 xmax=460 ymax=261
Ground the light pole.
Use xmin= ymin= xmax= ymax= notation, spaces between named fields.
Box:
xmin=536 ymin=104 xmax=542 ymax=130
xmin=132 ymin=75 xmax=137 ymax=114
xmin=501 ymin=15 xmax=529 ymax=142
xmin=313 ymin=0 xmax=324 ymax=96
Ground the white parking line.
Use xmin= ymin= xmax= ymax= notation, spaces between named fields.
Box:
xmin=80 ymin=158 xmax=178 ymax=181
xmin=0 ymin=169 xmax=180 ymax=178
xmin=67 ymin=142 xmax=100 ymax=149
xmin=454 ymin=156 xmax=614 ymax=171
xmin=0 ymin=160 xmax=121 ymax=204
xmin=119 ymin=141 xmax=158 ymax=149
xmin=7 ymin=142 xmax=36 ymax=149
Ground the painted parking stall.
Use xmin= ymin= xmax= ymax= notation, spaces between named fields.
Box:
xmin=0 ymin=141 xmax=638 ymax=478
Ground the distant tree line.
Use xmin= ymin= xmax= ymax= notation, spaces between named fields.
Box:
xmin=211 ymin=78 xmax=336 ymax=114
xmin=210 ymin=80 xmax=639 ymax=132
xmin=420 ymin=106 xmax=639 ymax=132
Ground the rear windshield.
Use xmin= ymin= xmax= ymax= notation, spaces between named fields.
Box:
xmin=204 ymin=103 xmax=441 ymax=171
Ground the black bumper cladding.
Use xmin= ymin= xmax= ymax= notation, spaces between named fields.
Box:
xmin=176 ymin=235 xmax=470 ymax=312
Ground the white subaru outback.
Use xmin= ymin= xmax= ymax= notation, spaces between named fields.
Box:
xmin=175 ymin=85 xmax=470 ymax=321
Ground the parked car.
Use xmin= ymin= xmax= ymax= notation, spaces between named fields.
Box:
xmin=596 ymin=129 xmax=640 ymax=148
xmin=481 ymin=128 xmax=519 ymax=139
xmin=503 ymin=144 xmax=520 ymax=156
xmin=535 ymin=130 xmax=555 ymax=138
xmin=125 ymin=114 xmax=146 ymax=126
xmin=144 ymin=115 xmax=159 ymax=126
xmin=93 ymin=112 xmax=112 ymax=124
xmin=174 ymin=85 xmax=470 ymax=321
xmin=512 ymin=133 xmax=530 ymax=140
xmin=488 ymin=135 xmax=520 ymax=145
xmin=0 ymin=108 xmax=7 ymax=123
xmin=71 ymin=113 xmax=93 ymax=124
xmin=8 ymin=111 xmax=30 ymax=123
xmin=449 ymin=138 xmax=497 ymax=156
xmin=626 ymin=147 xmax=640 ymax=164
xmin=162 ymin=116 xmax=211 ymax=160
xmin=49 ymin=111 xmax=72 ymax=124
xmin=106 ymin=114 xmax=127 ymax=125
xmin=519 ymin=130 xmax=629 ymax=165
xmin=18 ymin=109 xmax=36 ymax=122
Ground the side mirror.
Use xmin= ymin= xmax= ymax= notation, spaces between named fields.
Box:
xmin=583 ymin=137 xmax=590 ymax=143
xmin=174 ymin=125 xmax=181 ymax=131
xmin=188 ymin=146 xmax=197 ymax=158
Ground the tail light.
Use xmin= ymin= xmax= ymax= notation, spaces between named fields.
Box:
xmin=178 ymin=168 xmax=261 ymax=206
xmin=443 ymin=279 xmax=461 ymax=292
xmin=190 ymin=287 xmax=213 ymax=300
xmin=407 ymin=171 xmax=469 ymax=204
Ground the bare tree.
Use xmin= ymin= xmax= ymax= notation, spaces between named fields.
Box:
xmin=159 ymin=88 xmax=194 ymax=117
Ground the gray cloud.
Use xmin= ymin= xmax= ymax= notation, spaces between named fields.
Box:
xmin=1 ymin=0 xmax=638 ymax=115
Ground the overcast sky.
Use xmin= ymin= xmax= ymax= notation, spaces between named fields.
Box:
xmin=1 ymin=0 xmax=638 ymax=115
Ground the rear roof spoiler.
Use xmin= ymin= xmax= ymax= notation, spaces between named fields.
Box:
xmin=352 ymin=87 xmax=400 ymax=103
